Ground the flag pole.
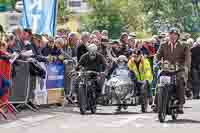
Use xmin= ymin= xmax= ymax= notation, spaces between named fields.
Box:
xmin=54 ymin=0 xmax=59 ymax=36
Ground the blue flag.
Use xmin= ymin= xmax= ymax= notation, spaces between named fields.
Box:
xmin=21 ymin=0 xmax=57 ymax=36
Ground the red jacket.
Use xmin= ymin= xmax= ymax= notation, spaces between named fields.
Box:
xmin=0 ymin=50 xmax=10 ymax=102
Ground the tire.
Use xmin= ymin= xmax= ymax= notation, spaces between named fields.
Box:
xmin=90 ymin=88 xmax=97 ymax=114
xmin=157 ymin=86 xmax=169 ymax=123
xmin=140 ymin=84 xmax=148 ymax=113
xmin=78 ymin=86 xmax=87 ymax=115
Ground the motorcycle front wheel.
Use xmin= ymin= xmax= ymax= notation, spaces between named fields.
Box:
xmin=78 ymin=86 xmax=88 ymax=115
xmin=89 ymin=87 xmax=97 ymax=114
xmin=158 ymin=86 xmax=169 ymax=123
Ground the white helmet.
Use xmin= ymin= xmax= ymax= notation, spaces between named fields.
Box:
xmin=117 ymin=55 xmax=128 ymax=62
xmin=197 ymin=37 xmax=200 ymax=44
xmin=87 ymin=43 xmax=98 ymax=52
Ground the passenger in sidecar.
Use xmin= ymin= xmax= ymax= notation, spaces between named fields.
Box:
xmin=107 ymin=55 xmax=129 ymax=80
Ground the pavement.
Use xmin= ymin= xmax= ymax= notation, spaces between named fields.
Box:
xmin=1 ymin=100 xmax=200 ymax=133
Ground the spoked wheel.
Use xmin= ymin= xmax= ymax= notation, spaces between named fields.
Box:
xmin=158 ymin=86 xmax=169 ymax=123
xmin=90 ymin=95 xmax=97 ymax=114
xmin=78 ymin=87 xmax=88 ymax=115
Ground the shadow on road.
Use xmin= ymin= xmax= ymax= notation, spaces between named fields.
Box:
xmin=183 ymin=106 xmax=192 ymax=109
xmin=95 ymin=111 xmax=140 ymax=116
xmin=166 ymin=119 xmax=200 ymax=124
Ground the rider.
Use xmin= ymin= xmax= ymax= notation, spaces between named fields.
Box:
xmin=76 ymin=43 xmax=107 ymax=96
xmin=107 ymin=55 xmax=128 ymax=80
xmin=128 ymin=49 xmax=154 ymax=105
xmin=155 ymin=27 xmax=190 ymax=113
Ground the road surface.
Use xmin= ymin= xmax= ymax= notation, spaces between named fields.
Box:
xmin=0 ymin=100 xmax=200 ymax=133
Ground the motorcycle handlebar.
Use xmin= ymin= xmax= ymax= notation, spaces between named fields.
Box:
xmin=79 ymin=71 xmax=100 ymax=75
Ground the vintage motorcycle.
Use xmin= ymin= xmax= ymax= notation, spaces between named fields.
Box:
xmin=102 ymin=66 xmax=148 ymax=112
xmin=74 ymin=70 xmax=102 ymax=115
xmin=157 ymin=60 xmax=184 ymax=122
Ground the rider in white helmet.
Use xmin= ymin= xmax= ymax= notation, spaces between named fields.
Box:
xmin=76 ymin=43 xmax=107 ymax=72
xmin=76 ymin=43 xmax=107 ymax=97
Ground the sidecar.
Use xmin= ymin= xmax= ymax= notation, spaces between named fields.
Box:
xmin=101 ymin=67 xmax=141 ymax=108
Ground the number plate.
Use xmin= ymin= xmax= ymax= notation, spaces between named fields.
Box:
xmin=160 ymin=76 xmax=171 ymax=84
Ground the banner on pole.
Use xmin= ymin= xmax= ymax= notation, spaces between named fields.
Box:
xmin=46 ymin=63 xmax=64 ymax=90
xmin=33 ymin=63 xmax=48 ymax=105
xmin=21 ymin=0 xmax=57 ymax=36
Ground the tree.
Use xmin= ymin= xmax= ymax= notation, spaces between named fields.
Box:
xmin=143 ymin=0 xmax=199 ymax=35
xmin=80 ymin=0 xmax=199 ymax=38
xmin=81 ymin=0 xmax=146 ymax=38
xmin=121 ymin=0 xmax=144 ymax=32
xmin=81 ymin=0 xmax=125 ymax=39
xmin=57 ymin=0 xmax=71 ymax=24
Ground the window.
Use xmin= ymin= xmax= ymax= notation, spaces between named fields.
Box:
xmin=69 ymin=0 xmax=81 ymax=7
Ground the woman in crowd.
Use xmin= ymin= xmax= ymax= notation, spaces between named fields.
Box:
xmin=191 ymin=38 xmax=200 ymax=99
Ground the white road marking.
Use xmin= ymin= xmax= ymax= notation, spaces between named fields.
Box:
xmin=102 ymin=115 xmax=151 ymax=127
xmin=20 ymin=115 xmax=54 ymax=123
xmin=0 ymin=121 xmax=24 ymax=128
xmin=0 ymin=114 xmax=55 ymax=129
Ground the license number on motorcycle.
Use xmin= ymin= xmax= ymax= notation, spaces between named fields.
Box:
xmin=160 ymin=76 xmax=171 ymax=84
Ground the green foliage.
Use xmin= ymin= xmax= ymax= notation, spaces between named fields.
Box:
xmin=135 ymin=32 xmax=152 ymax=39
xmin=81 ymin=0 xmax=125 ymax=39
xmin=143 ymin=0 xmax=200 ymax=35
xmin=57 ymin=0 xmax=71 ymax=24
xmin=80 ymin=0 xmax=200 ymax=38
xmin=0 ymin=0 xmax=7 ymax=4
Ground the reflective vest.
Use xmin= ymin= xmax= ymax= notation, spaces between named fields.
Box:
xmin=128 ymin=57 xmax=153 ymax=83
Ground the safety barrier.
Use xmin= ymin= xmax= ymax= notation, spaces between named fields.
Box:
xmin=0 ymin=58 xmax=17 ymax=120
xmin=3 ymin=59 xmax=75 ymax=112
xmin=8 ymin=60 xmax=38 ymax=111
xmin=0 ymin=58 xmax=71 ymax=116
